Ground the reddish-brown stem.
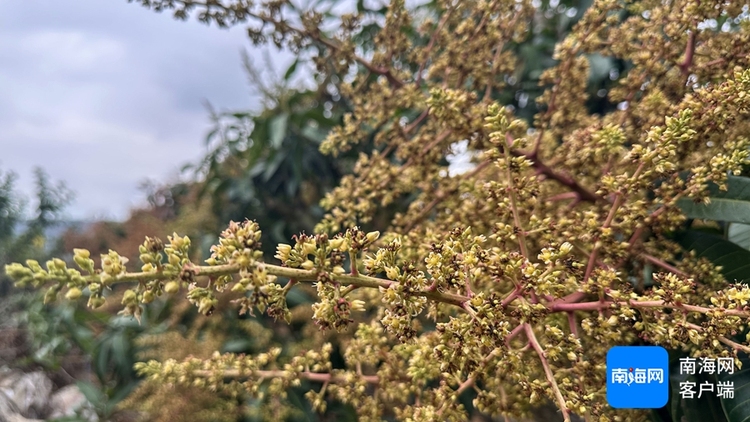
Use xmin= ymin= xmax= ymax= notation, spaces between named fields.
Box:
xmin=685 ymin=322 xmax=750 ymax=354
xmin=641 ymin=254 xmax=687 ymax=277
xmin=403 ymin=109 xmax=429 ymax=135
xmin=456 ymin=374 xmax=477 ymax=396
xmin=567 ymin=312 xmax=579 ymax=337
xmin=551 ymin=291 xmax=588 ymax=307
xmin=583 ymin=192 xmax=624 ymax=283
xmin=546 ymin=192 xmax=579 ymax=202
xmin=194 ymin=369 xmax=379 ymax=384
xmin=501 ymin=287 xmax=523 ymax=307
xmin=349 ymin=250 xmax=359 ymax=277
xmin=524 ymin=324 xmax=571 ymax=422
xmin=697 ymin=57 xmax=742 ymax=69
xmin=340 ymin=284 xmax=358 ymax=297
xmin=513 ymin=149 xmax=601 ymax=203
xmin=529 ymin=291 xmax=539 ymax=304
xmin=549 ymin=299 xmax=750 ymax=318
xmin=616 ymin=197 xmax=673 ymax=270
xmin=462 ymin=302 xmax=478 ymax=319
xmin=679 ymin=31 xmax=697 ymax=79
xmin=505 ymin=324 xmax=525 ymax=345
xmin=583 ymin=161 xmax=646 ymax=285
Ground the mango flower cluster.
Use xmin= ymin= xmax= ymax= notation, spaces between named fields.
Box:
xmin=8 ymin=0 xmax=750 ymax=420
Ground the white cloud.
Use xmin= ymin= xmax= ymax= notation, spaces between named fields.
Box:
xmin=0 ymin=0 xmax=294 ymax=220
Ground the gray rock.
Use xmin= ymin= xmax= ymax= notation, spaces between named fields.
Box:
xmin=48 ymin=384 xmax=98 ymax=421
xmin=0 ymin=389 xmax=43 ymax=422
xmin=0 ymin=370 xmax=52 ymax=418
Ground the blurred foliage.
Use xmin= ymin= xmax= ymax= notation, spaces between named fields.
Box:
xmin=0 ymin=167 xmax=73 ymax=296
xmin=0 ymin=167 xmax=75 ymax=370
xmin=0 ymin=167 xmax=147 ymax=421
xmin=185 ymin=51 xmax=355 ymax=258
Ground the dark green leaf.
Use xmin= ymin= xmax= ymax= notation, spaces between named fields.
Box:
xmin=587 ymin=53 xmax=613 ymax=84
xmin=675 ymin=230 xmax=750 ymax=284
xmin=284 ymin=58 xmax=299 ymax=80
xmin=269 ymin=112 xmax=289 ymax=149
xmin=677 ymin=176 xmax=750 ymax=224
xmin=669 ymin=370 xmax=728 ymax=422
xmin=262 ymin=151 xmax=287 ymax=182
xmin=719 ymin=354 xmax=750 ymax=422
xmin=729 ymin=223 xmax=750 ymax=251
xmin=222 ymin=338 xmax=254 ymax=353
xmin=76 ymin=381 xmax=107 ymax=407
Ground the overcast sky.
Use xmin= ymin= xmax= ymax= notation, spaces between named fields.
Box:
xmin=0 ymin=0 xmax=292 ymax=221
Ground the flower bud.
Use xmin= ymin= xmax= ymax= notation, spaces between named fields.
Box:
xmin=171 ymin=234 xmax=185 ymax=249
xmin=44 ymin=288 xmax=58 ymax=304
xmin=53 ymin=258 xmax=66 ymax=270
xmin=302 ymin=241 xmax=317 ymax=257
xmin=122 ymin=289 xmax=137 ymax=304
xmin=65 ymin=287 xmax=82 ymax=300
xmin=88 ymin=296 xmax=106 ymax=309
xmin=365 ymin=231 xmax=380 ymax=244
xmin=559 ymin=242 xmax=573 ymax=255
xmin=164 ymin=281 xmax=180 ymax=294
xmin=168 ymin=254 xmax=181 ymax=267
xmin=328 ymin=238 xmax=344 ymax=250
xmin=142 ymin=290 xmax=155 ymax=303
xmin=74 ymin=256 xmax=93 ymax=272
xmin=275 ymin=243 xmax=292 ymax=262
xmin=351 ymin=300 xmax=366 ymax=311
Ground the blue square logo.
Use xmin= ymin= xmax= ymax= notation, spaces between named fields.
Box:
xmin=607 ymin=346 xmax=669 ymax=408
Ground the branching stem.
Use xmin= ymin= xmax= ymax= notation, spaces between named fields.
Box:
xmin=524 ymin=323 xmax=571 ymax=422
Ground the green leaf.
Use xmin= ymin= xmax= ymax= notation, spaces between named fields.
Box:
xmin=269 ymin=112 xmax=289 ymax=149
xmin=729 ymin=223 xmax=750 ymax=250
xmin=586 ymin=53 xmax=613 ymax=84
xmin=670 ymin=371 xmax=728 ymax=422
xmin=262 ymin=151 xmax=287 ymax=182
xmin=675 ymin=230 xmax=750 ymax=284
xmin=76 ymin=381 xmax=107 ymax=407
xmin=677 ymin=176 xmax=750 ymax=224
xmin=717 ymin=354 xmax=750 ymax=422
xmin=222 ymin=338 xmax=254 ymax=353
xmin=283 ymin=58 xmax=299 ymax=81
